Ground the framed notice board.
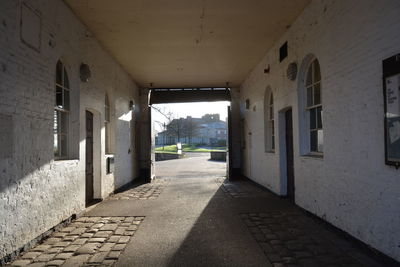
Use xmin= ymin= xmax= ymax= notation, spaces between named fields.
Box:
xmin=383 ymin=53 xmax=400 ymax=168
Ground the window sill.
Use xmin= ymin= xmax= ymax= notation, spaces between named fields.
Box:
xmin=52 ymin=159 xmax=79 ymax=167
xmin=301 ymin=153 xmax=323 ymax=159
xmin=53 ymin=158 xmax=79 ymax=162
xmin=105 ymin=154 xmax=115 ymax=157
xmin=265 ymin=150 xmax=275 ymax=154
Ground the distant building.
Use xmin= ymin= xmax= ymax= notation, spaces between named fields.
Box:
xmin=156 ymin=114 xmax=227 ymax=146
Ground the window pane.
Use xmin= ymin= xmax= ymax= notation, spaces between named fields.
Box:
xmin=54 ymin=110 xmax=59 ymax=133
xmin=306 ymin=67 xmax=312 ymax=86
xmin=310 ymin=108 xmax=316 ymax=130
xmin=60 ymin=112 xmax=68 ymax=134
xmin=314 ymin=83 xmax=321 ymax=105
xmin=63 ymin=69 xmax=69 ymax=89
xmin=271 ymin=121 xmax=274 ymax=136
xmin=307 ymin=86 xmax=313 ymax=107
xmin=317 ymin=107 xmax=323 ymax=129
xmin=269 ymin=106 xmax=273 ymax=120
xmin=313 ymin=60 xmax=321 ymax=82
xmin=271 ymin=120 xmax=275 ymax=150
xmin=56 ymin=61 xmax=62 ymax=84
xmin=105 ymin=95 xmax=109 ymax=106
xmin=56 ymin=86 xmax=63 ymax=107
xmin=105 ymin=106 xmax=110 ymax=122
xmin=64 ymin=89 xmax=70 ymax=111
xmin=317 ymin=129 xmax=323 ymax=152
xmin=60 ymin=134 xmax=68 ymax=157
xmin=310 ymin=130 xmax=317 ymax=152
xmin=105 ymin=122 xmax=110 ymax=153
xmin=271 ymin=135 xmax=275 ymax=150
xmin=54 ymin=133 xmax=59 ymax=157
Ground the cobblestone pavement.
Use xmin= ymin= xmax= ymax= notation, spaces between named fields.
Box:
xmin=7 ymin=216 xmax=144 ymax=267
xmin=216 ymin=178 xmax=267 ymax=198
xmin=241 ymin=212 xmax=384 ymax=267
xmin=108 ymin=179 xmax=167 ymax=200
xmin=5 ymin=177 xmax=396 ymax=267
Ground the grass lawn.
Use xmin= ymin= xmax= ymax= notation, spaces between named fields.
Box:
xmin=155 ymin=144 xmax=226 ymax=153
xmin=154 ymin=151 xmax=179 ymax=154
xmin=155 ymin=145 xmax=178 ymax=153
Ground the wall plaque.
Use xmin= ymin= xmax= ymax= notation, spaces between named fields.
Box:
xmin=383 ymin=54 xmax=400 ymax=168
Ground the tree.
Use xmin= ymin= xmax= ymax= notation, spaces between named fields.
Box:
xmin=166 ymin=118 xmax=185 ymax=142
xmin=152 ymin=106 xmax=175 ymax=148
xmin=183 ymin=117 xmax=200 ymax=145
xmin=151 ymin=106 xmax=185 ymax=145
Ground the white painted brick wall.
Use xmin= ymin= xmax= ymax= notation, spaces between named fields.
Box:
xmin=0 ymin=0 xmax=139 ymax=259
xmin=240 ymin=0 xmax=400 ymax=261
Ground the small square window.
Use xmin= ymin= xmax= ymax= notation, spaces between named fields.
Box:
xmin=279 ymin=42 xmax=288 ymax=62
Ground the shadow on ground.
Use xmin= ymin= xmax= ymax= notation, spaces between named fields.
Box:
xmin=166 ymin=178 xmax=392 ymax=267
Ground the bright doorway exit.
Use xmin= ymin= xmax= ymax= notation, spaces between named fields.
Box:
xmin=151 ymin=101 xmax=230 ymax=179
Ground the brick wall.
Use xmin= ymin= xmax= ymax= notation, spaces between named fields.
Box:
xmin=0 ymin=0 xmax=140 ymax=259
xmin=240 ymin=0 xmax=400 ymax=261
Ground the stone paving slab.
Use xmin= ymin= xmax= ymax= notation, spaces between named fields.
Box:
xmin=216 ymin=178 xmax=267 ymax=198
xmin=6 ymin=216 xmax=144 ymax=267
xmin=108 ymin=179 xmax=168 ymax=200
xmin=241 ymin=212 xmax=385 ymax=267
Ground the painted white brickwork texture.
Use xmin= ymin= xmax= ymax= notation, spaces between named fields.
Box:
xmin=240 ymin=0 xmax=400 ymax=261
xmin=0 ymin=0 xmax=139 ymax=259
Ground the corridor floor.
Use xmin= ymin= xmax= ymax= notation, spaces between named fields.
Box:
xmin=7 ymin=177 xmax=391 ymax=267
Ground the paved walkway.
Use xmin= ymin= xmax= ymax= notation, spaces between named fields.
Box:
xmin=155 ymin=152 xmax=226 ymax=179
xmin=6 ymin=155 xmax=394 ymax=266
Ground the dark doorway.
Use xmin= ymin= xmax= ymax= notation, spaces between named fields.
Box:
xmin=85 ymin=110 xmax=94 ymax=206
xmin=285 ymin=109 xmax=295 ymax=201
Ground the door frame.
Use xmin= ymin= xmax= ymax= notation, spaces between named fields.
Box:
xmin=278 ymin=107 xmax=295 ymax=198
xmin=85 ymin=108 xmax=102 ymax=203
xmin=85 ymin=110 xmax=94 ymax=206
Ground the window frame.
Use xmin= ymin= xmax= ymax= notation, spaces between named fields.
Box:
xmin=54 ymin=60 xmax=70 ymax=160
xmin=268 ymin=93 xmax=275 ymax=152
xmin=305 ymin=59 xmax=323 ymax=155
xmin=264 ymin=88 xmax=275 ymax=153
xmin=105 ymin=93 xmax=112 ymax=154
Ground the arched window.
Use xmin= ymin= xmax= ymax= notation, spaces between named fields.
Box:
xmin=54 ymin=60 xmax=70 ymax=159
xmin=269 ymin=94 xmax=275 ymax=151
xmin=105 ymin=94 xmax=111 ymax=154
xmin=264 ymin=88 xmax=275 ymax=152
xmin=305 ymin=59 xmax=323 ymax=153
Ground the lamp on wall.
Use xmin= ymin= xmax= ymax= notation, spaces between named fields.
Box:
xmin=286 ymin=62 xmax=298 ymax=81
xmin=129 ymin=100 xmax=135 ymax=111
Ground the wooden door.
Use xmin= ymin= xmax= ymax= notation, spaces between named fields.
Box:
xmin=85 ymin=111 xmax=94 ymax=206
xmin=285 ymin=109 xmax=295 ymax=201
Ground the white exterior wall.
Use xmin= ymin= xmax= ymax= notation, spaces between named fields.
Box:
xmin=240 ymin=0 xmax=400 ymax=261
xmin=0 ymin=0 xmax=139 ymax=259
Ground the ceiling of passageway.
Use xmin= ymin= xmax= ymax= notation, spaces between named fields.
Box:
xmin=65 ymin=0 xmax=310 ymax=88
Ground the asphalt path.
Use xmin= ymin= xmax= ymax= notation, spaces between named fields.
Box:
xmin=155 ymin=152 xmax=227 ymax=179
